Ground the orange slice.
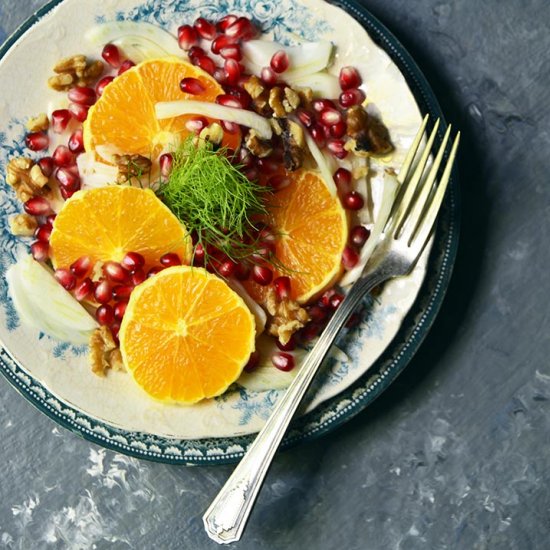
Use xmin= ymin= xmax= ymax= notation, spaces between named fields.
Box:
xmin=245 ymin=169 xmax=348 ymax=303
xmin=119 ymin=266 xmax=255 ymax=403
xmin=50 ymin=186 xmax=192 ymax=268
xmin=83 ymin=57 xmax=241 ymax=158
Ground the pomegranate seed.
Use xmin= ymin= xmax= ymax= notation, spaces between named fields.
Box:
xmin=70 ymin=256 xmax=92 ymax=278
xmin=252 ymin=265 xmax=273 ymax=286
xmin=51 ymin=109 xmax=71 ymax=133
xmin=272 ymin=351 xmax=295 ymax=372
xmin=216 ymin=94 xmax=243 ymax=109
xmin=319 ymin=289 xmax=337 ymax=308
xmin=350 ymin=225 xmax=370 ymax=247
xmin=308 ymin=305 xmax=327 ymax=322
xmin=296 ymin=108 xmax=314 ymax=128
xmin=267 ymin=174 xmax=290 ymax=191
xmin=55 ymin=167 xmax=80 ymax=192
xmin=197 ymin=56 xmax=217 ymax=75
xmin=320 ymin=108 xmax=343 ymax=127
xmin=94 ymin=280 xmax=112 ymax=304
xmin=131 ymin=268 xmax=146 ymax=286
xmin=111 ymin=322 xmax=121 ymax=343
xmin=68 ymin=86 xmax=96 ymax=106
xmin=346 ymin=312 xmax=361 ymax=328
xmin=68 ymin=103 xmax=89 ymax=122
xmin=333 ymin=168 xmax=352 ymax=190
xmin=96 ymin=304 xmax=115 ymax=326
xmin=104 ymin=261 xmax=130 ymax=283
xmin=54 ymin=268 xmax=76 ymax=290
xmin=243 ymin=166 xmax=259 ymax=181
xmin=120 ymin=251 xmax=145 ymax=274
xmin=343 ymin=191 xmax=364 ymax=210
xmin=211 ymin=67 xmax=226 ymax=85
xmin=339 ymin=88 xmax=366 ymax=108
xmin=112 ymin=285 xmax=133 ymax=301
xmin=52 ymin=145 xmax=74 ymax=167
xmin=301 ymin=322 xmax=321 ymax=342
xmin=30 ymin=241 xmax=49 ymax=262
xmin=270 ymin=50 xmax=289 ymax=73
xmin=260 ymin=66 xmax=277 ymax=86
xmin=238 ymin=147 xmax=255 ymax=168
xmin=157 ymin=153 xmax=173 ymax=178
xmin=192 ymin=243 xmax=205 ymax=266
xmin=211 ymin=34 xmax=237 ymax=55
xmin=225 ymin=17 xmax=258 ymax=41
xmin=330 ymin=293 xmax=345 ymax=309
xmin=74 ymin=277 xmax=94 ymax=301
xmin=68 ymin=129 xmax=84 ymax=154
xmin=185 ymin=116 xmax=208 ymax=134
xmin=276 ymin=335 xmax=297 ymax=352
xmin=342 ymin=246 xmax=359 ymax=269
xmin=312 ymin=99 xmax=336 ymax=113
xmin=188 ymin=46 xmax=206 ymax=62
xmin=339 ymin=66 xmax=362 ymax=90
xmin=60 ymin=187 xmax=76 ymax=200
xmin=273 ymin=276 xmax=291 ymax=300
xmin=118 ymin=60 xmax=135 ymax=75
xmin=225 ymin=86 xmax=252 ymax=108
xmin=217 ymin=14 xmax=239 ymax=32
xmin=147 ymin=266 xmax=164 ymax=278
xmin=114 ymin=300 xmax=128 ymax=321
xmin=224 ymin=59 xmax=242 ymax=85
xmin=46 ymin=214 xmax=57 ymax=225
xmin=234 ymin=262 xmax=250 ymax=280
xmin=256 ymin=158 xmax=279 ymax=175
xmin=220 ymin=44 xmax=242 ymax=61
xmin=25 ymin=132 xmax=48 ymax=151
xmin=24 ymin=196 xmax=51 ymax=216
xmin=221 ymin=120 xmax=240 ymax=134
xmin=180 ymin=77 xmax=206 ymax=95
xmin=159 ymin=253 xmax=181 ymax=267
xmin=330 ymin=120 xmax=347 ymax=138
xmin=327 ymin=139 xmax=348 ymax=159
xmin=95 ymin=76 xmax=114 ymax=97
xmin=102 ymin=43 xmax=121 ymax=68
xmin=38 ymin=157 xmax=54 ymax=178
xmin=218 ymin=260 xmax=237 ymax=278
xmin=194 ymin=17 xmax=216 ymax=40
xmin=177 ymin=24 xmax=199 ymax=50
xmin=309 ymin=124 xmax=326 ymax=148
xmin=34 ymin=223 xmax=52 ymax=242
xmin=244 ymin=350 xmax=260 ymax=372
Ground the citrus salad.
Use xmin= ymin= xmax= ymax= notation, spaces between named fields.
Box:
xmin=5 ymin=14 xmax=397 ymax=404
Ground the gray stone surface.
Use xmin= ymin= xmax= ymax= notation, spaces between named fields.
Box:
xmin=1 ymin=0 xmax=549 ymax=548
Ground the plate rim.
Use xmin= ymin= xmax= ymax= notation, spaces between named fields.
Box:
xmin=0 ymin=0 xmax=460 ymax=465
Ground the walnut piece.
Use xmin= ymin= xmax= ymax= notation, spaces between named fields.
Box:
xmin=279 ymin=119 xmax=305 ymax=171
xmin=243 ymin=75 xmax=265 ymax=100
xmin=282 ymin=87 xmax=301 ymax=113
xmin=264 ymin=287 xmax=310 ymax=345
xmin=113 ymin=154 xmax=152 ymax=184
xmin=245 ymin=129 xmax=273 ymax=158
xmin=346 ymin=106 xmax=393 ymax=157
xmin=6 ymin=157 xmax=51 ymax=202
xmin=49 ymin=54 xmax=104 ymax=91
xmin=27 ymin=113 xmax=49 ymax=132
xmin=198 ymin=122 xmax=224 ymax=145
xmin=9 ymin=213 xmax=38 ymax=236
xmin=269 ymin=87 xmax=287 ymax=118
xmin=89 ymin=326 xmax=121 ymax=376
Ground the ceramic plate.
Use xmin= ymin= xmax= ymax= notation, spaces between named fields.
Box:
xmin=0 ymin=0 xmax=459 ymax=464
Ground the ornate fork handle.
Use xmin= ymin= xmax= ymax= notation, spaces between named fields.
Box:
xmin=203 ymin=264 xmax=391 ymax=544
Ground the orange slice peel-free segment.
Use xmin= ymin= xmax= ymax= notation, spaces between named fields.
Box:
xmin=49 ymin=186 xmax=192 ymax=269
xmin=245 ymin=169 xmax=349 ymax=303
xmin=83 ymin=57 xmax=241 ymax=158
xmin=119 ymin=266 xmax=256 ymax=403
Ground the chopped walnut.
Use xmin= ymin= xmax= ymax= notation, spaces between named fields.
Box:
xmin=6 ymin=157 xmax=52 ymax=202
xmin=245 ymin=129 xmax=273 ymax=158
xmin=264 ymin=287 xmax=310 ymax=345
xmin=113 ymin=154 xmax=152 ymax=184
xmin=270 ymin=118 xmax=283 ymax=136
xmin=282 ymin=87 xmax=301 ymax=114
xmin=269 ymin=87 xmax=287 ymax=118
xmin=198 ymin=122 xmax=224 ymax=146
xmin=27 ymin=113 xmax=49 ymax=132
xmin=49 ymin=54 xmax=104 ymax=91
xmin=296 ymin=87 xmax=313 ymax=106
xmin=88 ymin=326 xmax=122 ymax=376
xmin=9 ymin=213 xmax=38 ymax=236
xmin=346 ymin=106 xmax=393 ymax=157
xmin=279 ymin=119 xmax=305 ymax=171
xmin=243 ymin=75 xmax=265 ymax=100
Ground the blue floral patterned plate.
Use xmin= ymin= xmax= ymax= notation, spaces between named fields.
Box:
xmin=0 ymin=0 xmax=459 ymax=464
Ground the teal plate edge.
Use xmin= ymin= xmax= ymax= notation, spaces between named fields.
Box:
xmin=0 ymin=0 xmax=460 ymax=465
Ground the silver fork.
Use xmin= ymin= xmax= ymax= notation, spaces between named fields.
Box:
xmin=203 ymin=116 xmax=460 ymax=545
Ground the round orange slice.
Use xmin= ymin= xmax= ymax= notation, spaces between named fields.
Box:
xmin=119 ymin=266 xmax=256 ymax=403
xmin=245 ymin=169 xmax=348 ymax=303
xmin=50 ymin=186 xmax=192 ymax=268
xmin=83 ymin=57 xmax=241 ymax=158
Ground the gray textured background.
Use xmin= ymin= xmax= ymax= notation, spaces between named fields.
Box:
xmin=1 ymin=0 xmax=549 ymax=548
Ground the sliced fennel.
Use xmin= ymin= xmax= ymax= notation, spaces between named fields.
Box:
xmin=241 ymin=40 xmax=334 ymax=80
xmin=77 ymin=152 xmax=118 ymax=189
xmin=340 ymin=170 xmax=400 ymax=286
xmin=85 ymin=21 xmax=181 ymax=59
xmin=7 ymin=255 xmax=98 ymax=344
xmin=155 ymin=100 xmax=273 ymax=139
xmin=286 ymin=71 xmax=340 ymax=99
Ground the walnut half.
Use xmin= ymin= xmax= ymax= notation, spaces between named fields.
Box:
xmin=113 ymin=154 xmax=152 ymax=184
xmin=264 ymin=287 xmax=310 ymax=345
xmin=9 ymin=214 xmax=38 ymax=236
xmin=48 ymin=54 xmax=104 ymax=91
xmin=6 ymin=157 xmax=51 ymax=202
xmin=89 ymin=326 xmax=125 ymax=376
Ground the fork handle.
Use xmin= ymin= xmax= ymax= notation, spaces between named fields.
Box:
xmin=203 ymin=268 xmax=387 ymax=544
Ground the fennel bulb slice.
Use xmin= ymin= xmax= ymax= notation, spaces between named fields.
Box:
xmin=286 ymin=72 xmax=340 ymax=99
